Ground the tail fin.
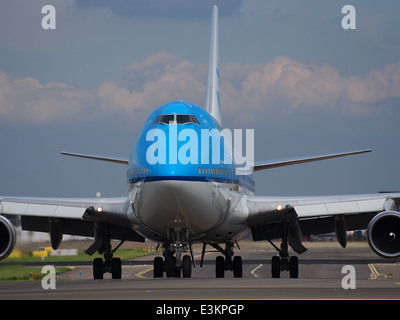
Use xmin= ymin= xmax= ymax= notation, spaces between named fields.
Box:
xmin=205 ymin=5 xmax=222 ymax=126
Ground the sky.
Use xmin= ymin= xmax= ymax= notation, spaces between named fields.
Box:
xmin=0 ymin=0 xmax=400 ymax=198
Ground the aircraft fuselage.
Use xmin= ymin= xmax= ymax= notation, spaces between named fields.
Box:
xmin=127 ymin=101 xmax=254 ymax=244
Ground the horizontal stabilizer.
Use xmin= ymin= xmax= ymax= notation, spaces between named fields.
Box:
xmin=61 ymin=151 xmax=129 ymax=165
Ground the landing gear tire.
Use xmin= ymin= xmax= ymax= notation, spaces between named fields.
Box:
xmin=154 ymin=255 xmax=191 ymax=278
xmin=93 ymin=258 xmax=104 ymax=280
xmin=166 ymin=256 xmax=181 ymax=278
xmin=182 ymin=255 xmax=192 ymax=278
xmin=216 ymin=256 xmax=225 ymax=278
xmin=166 ymin=256 xmax=176 ymax=278
xmin=93 ymin=257 xmax=122 ymax=279
xmin=233 ymin=256 xmax=243 ymax=278
xmin=271 ymin=255 xmax=299 ymax=278
xmin=89 ymin=223 xmax=125 ymax=280
xmin=271 ymin=256 xmax=280 ymax=278
xmin=154 ymin=256 xmax=164 ymax=278
xmin=289 ymin=256 xmax=299 ymax=279
xmin=269 ymin=220 xmax=301 ymax=279
xmin=111 ymin=257 xmax=122 ymax=279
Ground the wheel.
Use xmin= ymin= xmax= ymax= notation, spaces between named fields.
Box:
xmin=271 ymin=256 xmax=280 ymax=278
xmin=111 ymin=257 xmax=122 ymax=279
xmin=166 ymin=256 xmax=181 ymax=277
xmin=216 ymin=256 xmax=225 ymax=278
xmin=233 ymin=256 xmax=242 ymax=278
xmin=289 ymin=256 xmax=299 ymax=278
xmin=182 ymin=255 xmax=192 ymax=278
xmin=153 ymin=257 xmax=164 ymax=278
xmin=93 ymin=258 xmax=104 ymax=280
xmin=174 ymin=266 xmax=182 ymax=278
xmin=166 ymin=256 xmax=175 ymax=278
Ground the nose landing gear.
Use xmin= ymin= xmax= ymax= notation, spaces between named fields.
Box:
xmin=153 ymin=228 xmax=195 ymax=278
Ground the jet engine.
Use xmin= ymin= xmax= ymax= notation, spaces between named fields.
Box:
xmin=0 ymin=215 xmax=17 ymax=261
xmin=367 ymin=211 xmax=400 ymax=259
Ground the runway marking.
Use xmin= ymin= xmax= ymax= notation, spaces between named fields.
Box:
xmin=368 ymin=263 xmax=394 ymax=280
xmin=368 ymin=264 xmax=380 ymax=280
xmin=251 ymin=264 xmax=263 ymax=278
xmin=134 ymin=265 xmax=153 ymax=279
xmin=0 ymin=287 xmax=255 ymax=299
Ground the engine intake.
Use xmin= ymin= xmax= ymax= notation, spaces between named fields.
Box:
xmin=0 ymin=215 xmax=17 ymax=261
xmin=367 ymin=211 xmax=400 ymax=259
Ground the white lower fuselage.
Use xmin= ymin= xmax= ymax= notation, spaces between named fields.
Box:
xmin=128 ymin=179 xmax=251 ymax=244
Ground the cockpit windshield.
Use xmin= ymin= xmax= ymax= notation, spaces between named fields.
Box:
xmin=153 ymin=114 xmax=201 ymax=125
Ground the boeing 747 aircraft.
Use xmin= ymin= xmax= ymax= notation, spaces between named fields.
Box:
xmin=1 ymin=6 xmax=399 ymax=279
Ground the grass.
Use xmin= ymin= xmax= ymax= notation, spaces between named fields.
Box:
xmin=0 ymin=248 xmax=158 ymax=282
xmin=5 ymin=248 xmax=156 ymax=263
xmin=0 ymin=265 xmax=72 ymax=282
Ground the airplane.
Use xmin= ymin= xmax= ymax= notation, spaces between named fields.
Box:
xmin=1 ymin=5 xmax=399 ymax=280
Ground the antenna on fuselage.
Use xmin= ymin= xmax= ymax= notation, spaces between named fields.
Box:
xmin=205 ymin=5 xmax=222 ymax=126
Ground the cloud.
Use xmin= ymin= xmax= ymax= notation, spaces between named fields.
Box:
xmin=220 ymin=57 xmax=400 ymax=124
xmin=346 ymin=63 xmax=400 ymax=103
xmin=0 ymin=70 xmax=93 ymax=125
xmin=0 ymin=52 xmax=206 ymax=125
xmin=97 ymin=51 xmax=207 ymax=114
xmin=1 ymin=53 xmax=400 ymax=126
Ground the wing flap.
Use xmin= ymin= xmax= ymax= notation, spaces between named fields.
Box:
xmin=247 ymin=194 xmax=399 ymax=251
xmin=1 ymin=201 xmax=85 ymax=219
xmin=0 ymin=196 xmax=131 ymax=223
xmin=294 ymin=197 xmax=387 ymax=218
xmin=0 ymin=196 xmax=142 ymax=241
xmin=20 ymin=216 xmax=145 ymax=242
xmin=246 ymin=193 xmax=400 ymax=227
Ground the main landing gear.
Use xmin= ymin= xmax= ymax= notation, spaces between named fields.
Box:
xmin=85 ymin=223 xmax=124 ymax=280
xmin=202 ymin=241 xmax=243 ymax=278
xmin=269 ymin=221 xmax=299 ymax=278
xmin=152 ymin=226 xmax=299 ymax=279
xmin=153 ymin=240 xmax=243 ymax=279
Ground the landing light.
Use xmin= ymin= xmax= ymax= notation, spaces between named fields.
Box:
xmin=276 ymin=204 xmax=293 ymax=211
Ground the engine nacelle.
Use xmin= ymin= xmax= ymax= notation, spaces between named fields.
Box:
xmin=0 ymin=215 xmax=17 ymax=261
xmin=367 ymin=211 xmax=400 ymax=259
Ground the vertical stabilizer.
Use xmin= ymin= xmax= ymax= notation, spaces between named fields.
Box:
xmin=205 ymin=5 xmax=222 ymax=126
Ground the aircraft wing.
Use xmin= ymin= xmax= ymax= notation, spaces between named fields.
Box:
xmin=245 ymin=193 xmax=400 ymax=254
xmin=0 ymin=196 xmax=144 ymax=249
xmin=61 ymin=151 xmax=129 ymax=165
xmin=252 ymin=149 xmax=372 ymax=171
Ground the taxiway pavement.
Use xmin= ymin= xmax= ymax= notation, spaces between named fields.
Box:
xmin=0 ymin=242 xmax=399 ymax=299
